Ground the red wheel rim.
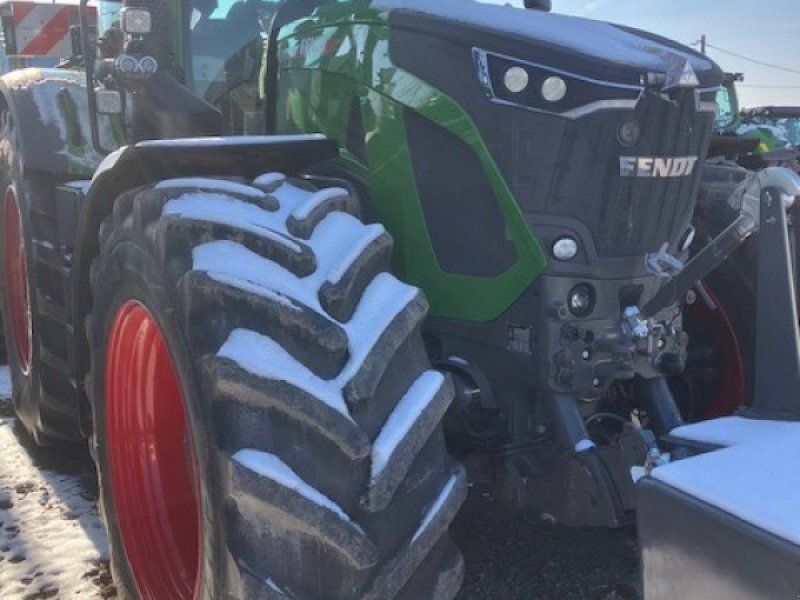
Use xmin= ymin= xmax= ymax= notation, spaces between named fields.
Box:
xmin=4 ymin=186 xmax=32 ymax=375
xmin=682 ymin=284 xmax=746 ymax=420
xmin=105 ymin=300 xmax=201 ymax=599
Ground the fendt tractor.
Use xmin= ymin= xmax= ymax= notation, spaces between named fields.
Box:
xmin=1 ymin=0 xmax=800 ymax=598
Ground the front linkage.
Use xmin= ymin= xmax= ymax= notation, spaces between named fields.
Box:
xmin=482 ymin=167 xmax=800 ymax=528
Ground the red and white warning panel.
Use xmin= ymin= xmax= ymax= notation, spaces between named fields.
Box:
xmin=1 ymin=1 xmax=96 ymax=59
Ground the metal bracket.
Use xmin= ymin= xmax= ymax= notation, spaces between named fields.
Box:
xmin=642 ymin=167 xmax=800 ymax=318
xmin=646 ymin=242 xmax=684 ymax=280
xmin=742 ymin=183 xmax=800 ymax=419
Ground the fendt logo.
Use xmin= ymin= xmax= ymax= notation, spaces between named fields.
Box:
xmin=619 ymin=156 xmax=699 ymax=178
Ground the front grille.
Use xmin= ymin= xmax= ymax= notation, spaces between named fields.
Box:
xmin=508 ymin=90 xmax=713 ymax=257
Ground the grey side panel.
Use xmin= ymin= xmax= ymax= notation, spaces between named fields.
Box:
xmin=638 ymin=477 xmax=800 ymax=600
xmin=0 ymin=68 xmax=106 ymax=177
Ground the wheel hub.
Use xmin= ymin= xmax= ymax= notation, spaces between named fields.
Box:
xmin=105 ymin=300 xmax=201 ymax=599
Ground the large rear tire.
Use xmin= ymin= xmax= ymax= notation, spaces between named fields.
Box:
xmin=88 ymin=174 xmax=466 ymax=599
xmin=0 ymin=103 xmax=81 ymax=443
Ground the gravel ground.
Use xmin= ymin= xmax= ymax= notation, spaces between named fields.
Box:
xmin=0 ymin=366 xmax=642 ymax=599
xmin=452 ymin=491 xmax=642 ymax=600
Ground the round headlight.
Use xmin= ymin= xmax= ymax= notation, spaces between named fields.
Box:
xmin=504 ymin=66 xmax=529 ymax=93
xmin=568 ymin=283 xmax=595 ymax=318
xmin=541 ymin=76 xmax=567 ymax=102
xmin=552 ymin=237 xmax=579 ymax=261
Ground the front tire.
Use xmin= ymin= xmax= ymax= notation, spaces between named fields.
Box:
xmin=88 ymin=174 xmax=466 ymax=599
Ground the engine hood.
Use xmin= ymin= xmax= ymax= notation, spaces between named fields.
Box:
xmin=378 ymin=0 xmax=723 ymax=88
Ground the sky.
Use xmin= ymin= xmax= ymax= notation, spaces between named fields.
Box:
xmin=483 ymin=0 xmax=800 ymax=108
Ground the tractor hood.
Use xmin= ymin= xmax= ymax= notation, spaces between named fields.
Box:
xmin=379 ymin=0 xmax=722 ymax=88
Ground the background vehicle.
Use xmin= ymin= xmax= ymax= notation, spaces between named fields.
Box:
xmin=0 ymin=1 xmax=96 ymax=72
xmin=0 ymin=0 xmax=798 ymax=598
xmin=738 ymin=105 xmax=800 ymax=170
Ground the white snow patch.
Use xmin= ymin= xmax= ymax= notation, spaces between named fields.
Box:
xmin=325 ymin=224 xmax=385 ymax=286
xmin=375 ymin=0 xmax=713 ymax=73
xmin=219 ymin=328 xmax=348 ymax=417
xmin=446 ymin=356 xmax=468 ymax=366
xmin=669 ymin=416 xmax=800 ymax=448
xmin=193 ymin=241 xmax=308 ymax=309
xmin=93 ymin=146 xmax=126 ymax=181
xmin=653 ymin=416 xmax=800 ymax=545
xmin=216 ymin=274 xmax=415 ymax=416
xmin=205 ymin=271 xmax=300 ymax=311
xmin=233 ymin=449 xmax=353 ymax=524
xmin=136 ymin=134 xmax=325 ymax=148
xmin=174 ymin=180 xmax=419 ymax=413
xmin=0 ymin=399 xmax=108 ymax=598
xmin=291 ymin=187 xmax=349 ymax=221
xmin=27 ymin=78 xmax=117 ymax=171
xmin=370 ymin=371 xmax=444 ymax=481
xmin=254 ymin=172 xmax=287 ymax=187
xmin=156 ymin=178 xmax=266 ymax=198
xmin=65 ymin=180 xmax=92 ymax=195
xmin=265 ymin=577 xmax=287 ymax=595
xmin=164 ymin=193 xmax=302 ymax=254
xmin=412 ymin=474 xmax=457 ymax=543
xmin=337 ymin=273 xmax=417 ymax=383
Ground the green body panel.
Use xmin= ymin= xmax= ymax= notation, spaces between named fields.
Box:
xmin=276 ymin=8 xmax=546 ymax=322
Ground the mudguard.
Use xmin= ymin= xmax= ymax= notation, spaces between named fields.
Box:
xmin=0 ymin=68 xmax=121 ymax=177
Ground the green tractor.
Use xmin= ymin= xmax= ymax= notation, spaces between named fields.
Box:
xmin=1 ymin=0 xmax=800 ymax=598
xmin=738 ymin=105 xmax=800 ymax=171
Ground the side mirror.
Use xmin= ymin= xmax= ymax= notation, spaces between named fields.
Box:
xmin=524 ymin=0 xmax=552 ymax=11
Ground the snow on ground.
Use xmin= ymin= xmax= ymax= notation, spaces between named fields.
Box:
xmin=0 ymin=366 xmax=112 ymax=599
xmin=655 ymin=416 xmax=800 ymax=546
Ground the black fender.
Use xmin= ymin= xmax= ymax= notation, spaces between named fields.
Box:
xmin=71 ymin=134 xmax=339 ymax=384
xmin=0 ymin=68 xmax=107 ymax=178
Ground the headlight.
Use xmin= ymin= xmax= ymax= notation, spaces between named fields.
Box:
xmin=121 ymin=8 xmax=152 ymax=34
xmin=568 ymin=283 xmax=596 ymax=318
xmin=504 ymin=66 xmax=529 ymax=93
xmin=552 ymin=237 xmax=579 ymax=261
xmin=541 ymin=76 xmax=567 ymax=102
xmin=473 ymin=48 xmax=643 ymax=119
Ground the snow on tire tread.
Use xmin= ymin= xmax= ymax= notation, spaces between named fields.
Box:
xmin=152 ymin=174 xmax=463 ymax=598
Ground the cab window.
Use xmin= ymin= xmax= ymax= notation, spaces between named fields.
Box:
xmin=189 ymin=0 xmax=281 ymax=133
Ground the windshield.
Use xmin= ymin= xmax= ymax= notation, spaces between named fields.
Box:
xmin=189 ymin=0 xmax=281 ymax=133
xmin=189 ymin=0 xmax=277 ymax=99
